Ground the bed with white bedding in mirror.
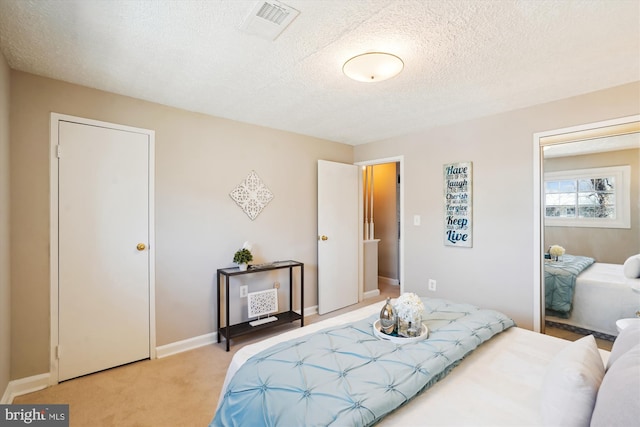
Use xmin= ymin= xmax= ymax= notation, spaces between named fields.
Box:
xmin=210 ymin=298 xmax=640 ymax=427
xmin=545 ymin=256 xmax=640 ymax=337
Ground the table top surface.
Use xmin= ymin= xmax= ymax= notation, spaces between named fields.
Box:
xmin=217 ymin=260 xmax=302 ymax=275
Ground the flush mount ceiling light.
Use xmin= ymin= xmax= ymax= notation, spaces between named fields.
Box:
xmin=342 ymin=52 xmax=404 ymax=83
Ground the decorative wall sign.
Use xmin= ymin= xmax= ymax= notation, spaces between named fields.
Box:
xmin=443 ymin=162 xmax=472 ymax=247
xmin=230 ymin=170 xmax=274 ymax=220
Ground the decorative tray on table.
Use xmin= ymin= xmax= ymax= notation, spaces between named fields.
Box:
xmin=372 ymin=319 xmax=429 ymax=343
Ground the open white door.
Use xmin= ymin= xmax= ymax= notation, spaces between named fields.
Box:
xmin=317 ymin=160 xmax=359 ymax=314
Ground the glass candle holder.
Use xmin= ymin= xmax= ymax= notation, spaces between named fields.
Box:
xmin=398 ymin=313 xmax=422 ymax=337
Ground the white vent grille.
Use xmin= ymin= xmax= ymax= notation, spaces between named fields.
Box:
xmin=241 ymin=1 xmax=300 ymax=41
xmin=247 ymin=288 xmax=278 ymax=318
xmin=256 ymin=2 xmax=290 ymax=25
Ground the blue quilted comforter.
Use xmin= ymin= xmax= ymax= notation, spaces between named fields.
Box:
xmin=545 ymin=255 xmax=595 ymax=318
xmin=211 ymin=298 xmax=514 ymax=427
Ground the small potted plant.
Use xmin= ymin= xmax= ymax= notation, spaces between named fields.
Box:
xmin=233 ymin=242 xmax=253 ymax=271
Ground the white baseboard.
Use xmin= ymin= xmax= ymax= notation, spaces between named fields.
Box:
xmin=2 ymin=373 xmax=50 ymax=404
xmin=155 ymin=308 xmax=312 ymax=358
xmin=303 ymin=306 xmax=318 ymax=316
xmin=156 ymin=332 xmax=218 ymax=359
xmin=364 ymin=289 xmax=381 ymax=299
xmin=155 ymin=308 xmax=313 ymax=358
xmin=378 ymin=276 xmax=399 ymax=286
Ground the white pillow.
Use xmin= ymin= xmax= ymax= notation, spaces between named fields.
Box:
xmin=590 ymin=344 xmax=640 ymax=427
xmin=623 ymin=254 xmax=640 ymax=279
xmin=607 ymin=323 xmax=640 ymax=370
xmin=540 ymin=335 xmax=605 ymax=427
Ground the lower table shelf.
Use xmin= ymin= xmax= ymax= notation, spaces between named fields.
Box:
xmin=217 ymin=260 xmax=304 ymax=351
xmin=219 ymin=310 xmax=302 ymax=340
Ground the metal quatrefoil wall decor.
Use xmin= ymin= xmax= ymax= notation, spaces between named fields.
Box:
xmin=229 ymin=170 xmax=274 ymax=220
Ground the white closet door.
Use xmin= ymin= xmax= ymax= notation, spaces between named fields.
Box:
xmin=58 ymin=120 xmax=151 ymax=381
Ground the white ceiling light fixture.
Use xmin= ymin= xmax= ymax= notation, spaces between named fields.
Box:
xmin=342 ymin=52 xmax=404 ymax=83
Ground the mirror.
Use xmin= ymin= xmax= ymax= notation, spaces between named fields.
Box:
xmin=533 ymin=116 xmax=640 ymax=342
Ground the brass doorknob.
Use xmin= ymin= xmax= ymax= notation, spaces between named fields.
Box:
xmin=136 ymin=243 xmax=146 ymax=251
xmin=320 ymin=235 xmax=328 ymax=241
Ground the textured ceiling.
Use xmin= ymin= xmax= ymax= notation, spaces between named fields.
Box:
xmin=0 ymin=0 xmax=638 ymax=145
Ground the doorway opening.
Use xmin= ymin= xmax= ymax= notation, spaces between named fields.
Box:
xmin=357 ymin=156 xmax=404 ymax=299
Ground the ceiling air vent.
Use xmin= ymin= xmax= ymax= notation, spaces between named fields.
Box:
xmin=240 ymin=1 xmax=300 ymax=41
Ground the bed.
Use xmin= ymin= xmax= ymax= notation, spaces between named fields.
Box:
xmin=545 ymin=256 xmax=640 ymax=337
xmin=211 ymin=298 xmax=640 ymax=426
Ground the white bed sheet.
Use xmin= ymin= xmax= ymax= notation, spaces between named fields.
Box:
xmin=217 ymin=300 xmax=610 ymax=426
xmin=547 ymin=262 xmax=640 ymax=336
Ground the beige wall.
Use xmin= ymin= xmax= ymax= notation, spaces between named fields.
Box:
xmin=0 ymin=52 xmax=11 ymax=398
xmin=544 ymin=148 xmax=640 ymax=263
xmin=354 ymin=81 xmax=640 ymax=330
xmin=10 ymin=71 xmax=353 ymax=379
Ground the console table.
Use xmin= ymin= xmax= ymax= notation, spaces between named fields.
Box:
xmin=216 ymin=260 xmax=304 ymax=351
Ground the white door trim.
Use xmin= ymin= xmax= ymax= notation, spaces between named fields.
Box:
xmin=355 ymin=156 xmax=404 ymax=295
xmin=49 ymin=113 xmax=156 ymax=384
